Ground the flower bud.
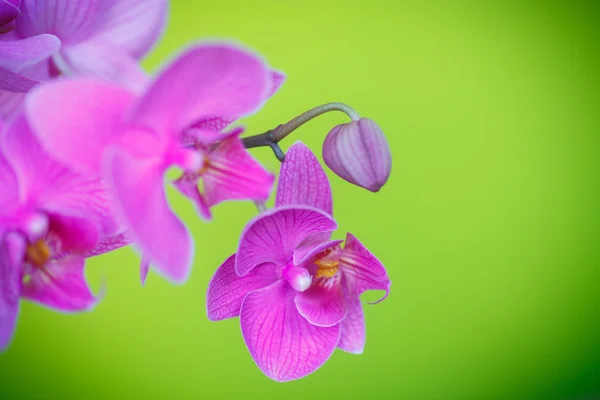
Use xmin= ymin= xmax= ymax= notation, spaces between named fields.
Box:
xmin=322 ymin=118 xmax=391 ymax=192
xmin=0 ymin=0 xmax=19 ymax=34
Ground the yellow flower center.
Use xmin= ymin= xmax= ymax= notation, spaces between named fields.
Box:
xmin=26 ymin=239 xmax=51 ymax=267
xmin=313 ymin=247 xmax=340 ymax=278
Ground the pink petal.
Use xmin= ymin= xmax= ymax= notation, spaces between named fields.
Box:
xmin=266 ymin=69 xmax=285 ymax=98
xmin=0 ymin=232 xmax=24 ymax=351
xmin=91 ymin=0 xmax=167 ymax=59
xmin=188 ymin=116 xmax=235 ymax=134
xmin=203 ymin=131 xmax=274 ymax=211
xmin=0 ymin=34 xmax=60 ymax=69
xmin=25 ymin=78 xmax=135 ymax=174
xmin=0 ymin=89 xmax=24 ymax=121
xmin=48 ymin=212 xmax=99 ymax=255
xmin=341 ymin=233 xmax=391 ymax=303
xmin=1 ymin=116 xmax=122 ymax=235
xmin=337 ymin=295 xmax=366 ymax=354
xmin=130 ymin=43 xmax=269 ymax=134
xmin=294 ymin=274 xmax=347 ymax=327
xmin=172 ymin=171 xmax=211 ymax=221
xmin=59 ymin=40 xmax=148 ymax=92
xmin=293 ymin=239 xmax=342 ymax=266
xmin=276 ymin=141 xmax=332 ymax=215
xmin=85 ymin=232 xmax=130 ymax=257
xmin=0 ymin=151 xmax=18 ymax=214
xmin=0 ymin=1 xmax=19 ymax=30
xmin=240 ymin=280 xmax=341 ymax=382
xmin=21 ymin=255 xmax=96 ymax=312
xmin=206 ymin=255 xmax=277 ymax=321
xmin=236 ymin=206 xmax=338 ymax=276
xmin=106 ymin=149 xmax=193 ymax=284
xmin=0 ymin=65 xmax=40 ymax=92
xmin=17 ymin=0 xmax=101 ymax=44
xmin=140 ymin=255 xmax=150 ymax=285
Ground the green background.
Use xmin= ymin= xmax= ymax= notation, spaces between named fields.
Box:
xmin=1 ymin=1 xmax=599 ymax=399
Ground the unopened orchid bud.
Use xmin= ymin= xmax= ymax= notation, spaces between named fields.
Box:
xmin=0 ymin=0 xmax=20 ymax=34
xmin=322 ymin=118 xmax=391 ymax=192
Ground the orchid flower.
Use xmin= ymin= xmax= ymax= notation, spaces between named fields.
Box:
xmin=0 ymin=0 xmax=19 ymax=34
xmin=25 ymin=43 xmax=281 ymax=284
xmin=0 ymin=0 xmax=167 ymax=120
xmin=0 ymin=116 xmax=127 ymax=351
xmin=206 ymin=142 xmax=391 ymax=382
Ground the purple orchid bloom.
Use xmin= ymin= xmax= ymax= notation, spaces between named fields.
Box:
xmin=25 ymin=43 xmax=281 ymax=284
xmin=0 ymin=116 xmax=127 ymax=350
xmin=0 ymin=0 xmax=166 ymax=120
xmin=206 ymin=142 xmax=391 ymax=382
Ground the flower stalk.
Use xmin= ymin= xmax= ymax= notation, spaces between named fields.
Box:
xmin=242 ymin=102 xmax=360 ymax=161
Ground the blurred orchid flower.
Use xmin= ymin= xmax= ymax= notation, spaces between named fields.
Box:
xmin=26 ymin=43 xmax=281 ymax=284
xmin=323 ymin=118 xmax=392 ymax=192
xmin=0 ymin=0 xmax=167 ymax=120
xmin=0 ymin=116 xmax=128 ymax=351
xmin=206 ymin=142 xmax=391 ymax=382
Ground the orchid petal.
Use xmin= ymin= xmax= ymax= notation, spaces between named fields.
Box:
xmin=188 ymin=116 xmax=235 ymax=134
xmin=337 ymin=295 xmax=366 ymax=354
xmin=91 ymin=0 xmax=167 ymax=58
xmin=21 ymin=255 xmax=96 ymax=312
xmin=0 ymin=232 xmax=24 ymax=351
xmin=60 ymin=40 xmax=148 ymax=92
xmin=140 ymin=255 xmax=150 ymax=285
xmin=276 ymin=141 xmax=332 ymax=215
xmin=236 ymin=206 xmax=337 ymax=276
xmin=0 ymin=151 xmax=18 ymax=214
xmin=206 ymin=255 xmax=277 ymax=321
xmin=341 ymin=233 xmax=391 ymax=303
xmin=0 ymin=34 xmax=60 ymax=69
xmin=25 ymin=78 xmax=135 ymax=174
xmin=1 ymin=116 xmax=121 ymax=235
xmin=172 ymin=172 xmax=211 ymax=221
xmin=266 ymin=70 xmax=285 ymax=98
xmin=85 ymin=232 xmax=130 ymax=257
xmin=0 ymin=1 xmax=19 ymax=30
xmin=295 ymin=274 xmax=347 ymax=327
xmin=0 ymin=89 xmax=24 ymax=121
xmin=131 ymin=44 xmax=269 ymax=134
xmin=293 ymin=239 xmax=342 ymax=266
xmin=18 ymin=0 xmax=101 ymax=44
xmin=240 ymin=280 xmax=341 ymax=382
xmin=203 ymin=131 xmax=274 ymax=210
xmin=106 ymin=150 xmax=193 ymax=284
xmin=0 ymin=66 xmax=40 ymax=92
xmin=48 ymin=212 xmax=99 ymax=255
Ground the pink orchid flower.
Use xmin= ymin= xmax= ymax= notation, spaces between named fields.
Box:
xmin=0 ymin=116 xmax=127 ymax=351
xmin=206 ymin=142 xmax=391 ymax=382
xmin=0 ymin=0 xmax=166 ymax=120
xmin=25 ymin=43 xmax=281 ymax=284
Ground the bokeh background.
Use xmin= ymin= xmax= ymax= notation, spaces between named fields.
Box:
xmin=1 ymin=1 xmax=599 ymax=399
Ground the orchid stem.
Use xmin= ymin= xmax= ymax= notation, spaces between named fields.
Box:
xmin=242 ymin=102 xmax=360 ymax=162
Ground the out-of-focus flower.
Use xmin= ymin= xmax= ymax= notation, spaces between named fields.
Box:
xmin=174 ymin=127 xmax=274 ymax=221
xmin=0 ymin=0 xmax=167 ymax=120
xmin=0 ymin=0 xmax=19 ymax=34
xmin=206 ymin=142 xmax=390 ymax=381
xmin=323 ymin=118 xmax=392 ymax=192
xmin=26 ymin=43 xmax=280 ymax=284
xmin=0 ymin=116 xmax=127 ymax=351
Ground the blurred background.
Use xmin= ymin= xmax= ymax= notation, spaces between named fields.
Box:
xmin=1 ymin=1 xmax=599 ymax=399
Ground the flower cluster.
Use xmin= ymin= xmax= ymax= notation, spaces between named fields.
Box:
xmin=0 ymin=0 xmax=392 ymax=381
